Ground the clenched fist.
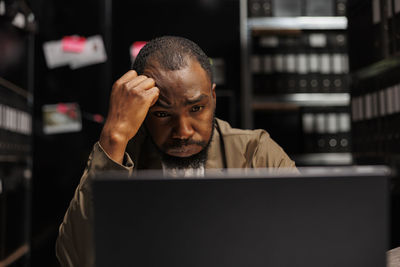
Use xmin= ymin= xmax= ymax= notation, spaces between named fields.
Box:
xmin=99 ymin=70 xmax=159 ymax=164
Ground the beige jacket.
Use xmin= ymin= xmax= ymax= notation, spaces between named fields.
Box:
xmin=56 ymin=118 xmax=296 ymax=267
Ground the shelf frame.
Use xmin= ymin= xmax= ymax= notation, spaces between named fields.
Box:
xmin=252 ymin=93 xmax=350 ymax=110
xmin=352 ymin=54 xmax=400 ymax=81
xmin=240 ymin=0 xmax=253 ymax=128
xmin=248 ymin=16 xmax=348 ymax=31
xmin=292 ymin=152 xmax=353 ymax=166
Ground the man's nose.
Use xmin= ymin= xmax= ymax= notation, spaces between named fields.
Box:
xmin=172 ymin=116 xmax=195 ymax=140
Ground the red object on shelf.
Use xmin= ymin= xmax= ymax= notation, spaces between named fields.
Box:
xmin=130 ymin=41 xmax=147 ymax=59
xmin=62 ymin=36 xmax=87 ymax=53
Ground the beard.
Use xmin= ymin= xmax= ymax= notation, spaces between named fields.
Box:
xmin=147 ymin=117 xmax=215 ymax=169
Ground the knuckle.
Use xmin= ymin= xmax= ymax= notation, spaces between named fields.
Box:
xmin=136 ymin=92 xmax=146 ymax=101
xmin=122 ymin=82 xmax=130 ymax=91
xmin=153 ymin=87 xmax=160 ymax=95
xmin=130 ymin=87 xmax=139 ymax=96
xmin=136 ymin=75 xmax=148 ymax=82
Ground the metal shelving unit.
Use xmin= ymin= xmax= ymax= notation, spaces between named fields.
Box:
xmin=0 ymin=77 xmax=32 ymax=266
xmin=240 ymin=0 xmax=352 ymax=165
xmin=240 ymin=7 xmax=349 ymax=128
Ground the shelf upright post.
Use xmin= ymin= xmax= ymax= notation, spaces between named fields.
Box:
xmin=240 ymin=0 xmax=253 ymax=129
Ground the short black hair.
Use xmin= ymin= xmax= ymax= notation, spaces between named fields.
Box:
xmin=132 ymin=36 xmax=213 ymax=84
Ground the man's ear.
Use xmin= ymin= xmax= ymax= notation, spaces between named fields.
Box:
xmin=211 ymin=83 xmax=216 ymax=107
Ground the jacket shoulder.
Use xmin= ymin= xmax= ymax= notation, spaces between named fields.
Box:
xmin=215 ymin=118 xmax=295 ymax=168
xmin=215 ymin=118 xmax=268 ymax=140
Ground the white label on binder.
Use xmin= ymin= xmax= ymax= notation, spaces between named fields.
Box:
xmin=379 ymin=90 xmax=386 ymax=116
xmin=339 ymin=113 xmax=351 ymax=132
xmin=10 ymin=107 xmax=17 ymax=131
xmin=23 ymin=112 xmax=29 ymax=134
xmin=387 ymin=87 xmax=394 ymax=114
xmin=309 ymin=54 xmax=319 ymax=73
xmin=391 ymin=86 xmax=396 ymax=114
xmin=365 ymin=94 xmax=372 ymax=119
xmin=17 ymin=111 xmax=23 ymax=134
xmin=297 ymin=54 xmax=308 ymax=74
xmin=286 ymin=54 xmax=296 ymax=73
xmin=394 ymin=85 xmax=400 ymax=112
xmin=332 ymin=54 xmax=342 ymax=74
xmin=11 ymin=107 xmax=17 ymax=131
xmin=373 ymin=0 xmax=381 ymax=24
xmin=263 ymin=55 xmax=273 ymax=74
xmin=18 ymin=111 xmax=25 ymax=134
xmin=302 ymin=113 xmax=314 ymax=133
xmin=0 ymin=104 xmax=3 ymax=128
xmin=309 ymin=34 xmax=327 ymax=47
xmin=16 ymin=110 xmax=21 ymax=133
xmin=395 ymin=0 xmax=400 ymax=13
xmin=5 ymin=106 xmax=11 ymax=130
xmin=372 ymin=92 xmax=378 ymax=118
xmin=4 ymin=106 xmax=10 ymax=130
xmin=359 ymin=97 xmax=364 ymax=121
xmin=320 ymin=54 xmax=330 ymax=74
xmin=392 ymin=86 xmax=397 ymax=114
xmin=327 ymin=113 xmax=337 ymax=134
xmin=316 ymin=113 xmax=326 ymax=134
xmin=21 ymin=112 xmax=27 ymax=134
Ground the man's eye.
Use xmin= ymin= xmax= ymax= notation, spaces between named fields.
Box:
xmin=153 ymin=111 xmax=170 ymax=118
xmin=191 ymin=106 xmax=204 ymax=112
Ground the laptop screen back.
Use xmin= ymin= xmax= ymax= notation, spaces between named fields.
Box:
xmin=92 ymin=166 xmax=390 ymax=267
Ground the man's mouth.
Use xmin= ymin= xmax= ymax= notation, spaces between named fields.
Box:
xmin=165 ymin=144 xmax=200 ymax=157
xmin=163 ymin=138 xmax=207 ymax=157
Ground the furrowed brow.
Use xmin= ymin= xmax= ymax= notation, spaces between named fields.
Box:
xmin=154 ymin=98 xmax=172 ymax=109
xmin=185 ymin=94 xmax=208 ymax=106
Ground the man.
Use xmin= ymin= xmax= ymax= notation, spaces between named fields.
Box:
xmin=56 ymin=36 xmax=296 ymax=267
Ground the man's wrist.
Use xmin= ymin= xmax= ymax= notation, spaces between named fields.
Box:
xmin=99 ymin=130 xmax=129 ymax=164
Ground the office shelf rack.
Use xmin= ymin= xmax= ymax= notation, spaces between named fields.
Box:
xmin=240 ymin=0 xmax=351 ymax=165
xmin=0 ymin=76 xmax=32 ymax=266
xmin=347 ymin=0 xmax=400 ymax=247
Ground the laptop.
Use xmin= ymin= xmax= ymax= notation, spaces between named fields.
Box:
xmin=92 ymin=166 xmax=390 ymax=267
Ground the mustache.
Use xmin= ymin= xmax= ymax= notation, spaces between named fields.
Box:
xmin=163 ymin=138 xmax=207 ymax=149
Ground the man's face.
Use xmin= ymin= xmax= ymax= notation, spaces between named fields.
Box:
xmin=143 ymin=58 xmax=216 ymax=159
